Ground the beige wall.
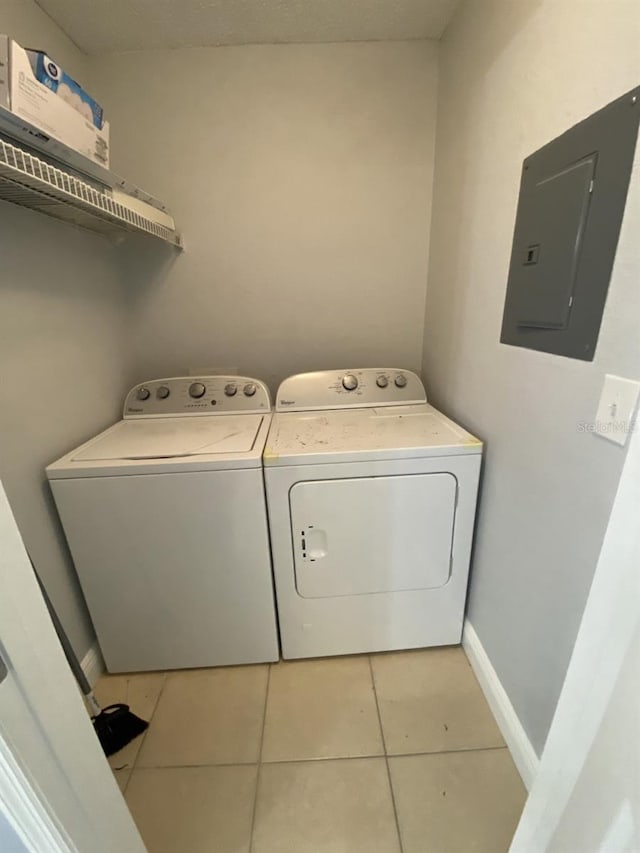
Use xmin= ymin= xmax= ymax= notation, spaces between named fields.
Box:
xmin=6 ymin=1 xmax=636 ymax=727
xmin=1 ymin=0 xmax=88 ymax=79
xmin=90 ymin=41 xmax=438 ymax=392
xmin=0 ymin=1 xmax=129 ymax=659
xmin=423 ymin=0 xmax=640 ymax=754
xmin=0 ymin=30 xmax=438 ymax=660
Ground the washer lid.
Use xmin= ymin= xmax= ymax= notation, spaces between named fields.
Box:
xmin=73 ymin=415 xmax=264 ymax=461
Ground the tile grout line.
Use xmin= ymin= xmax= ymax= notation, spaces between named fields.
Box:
xmin=248 ymin=663 xmax=272 ymax=853
xmin=384 ymin=743 xmax=509 ymax=760
xmin=368 ymin=655 xmax=405 ymax=853
xmin=131 ymin=672 xmax=169 ymax=773
xmin=125 ymin=743 xmax=510 ymax=773
xmin=116 ymin=671 xmax=170 ymax=792
xmin=258 ymin=742 xmax=509 ymax=764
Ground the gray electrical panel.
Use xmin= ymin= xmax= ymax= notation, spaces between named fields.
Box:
xmin=501 ymin=86 xmax=640 ymax=360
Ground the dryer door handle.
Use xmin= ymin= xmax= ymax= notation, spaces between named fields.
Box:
xmin=301 ymin=528 xmax=327 ymax=561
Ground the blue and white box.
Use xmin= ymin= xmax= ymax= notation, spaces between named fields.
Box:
xmin=26 ymin=50 xmax=105 ymax=130
xmin=0 ymin=35 xmax=110 ymax=167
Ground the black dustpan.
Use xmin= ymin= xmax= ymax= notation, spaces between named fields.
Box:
xmin=91 ymin=701 xmax=148 ymax=757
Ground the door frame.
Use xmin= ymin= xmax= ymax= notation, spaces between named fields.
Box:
xmin=0 ymin=480 xmax=146 ymax=853
xmin=0 ymin=734 xmax=77 ymax=853
xmin=510 ymin=416 xmax=640 ymax=849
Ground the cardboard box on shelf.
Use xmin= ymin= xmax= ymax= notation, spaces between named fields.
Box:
xmin=25 ymin=48 xmax=105 ymax=130
xmin=0 ymin=35 xmax=109 ymax=167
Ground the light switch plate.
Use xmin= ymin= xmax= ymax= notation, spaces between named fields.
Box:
xmin=594 ymin=374 xmax=640 ymax=446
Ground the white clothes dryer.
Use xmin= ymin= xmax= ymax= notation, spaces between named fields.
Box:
xmin=47 ymin=376 xmax=279 ymax=672
xmin=264 ymin=368 xmax=482 ymax=659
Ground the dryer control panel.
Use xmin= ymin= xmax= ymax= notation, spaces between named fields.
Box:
xmin=275 ymin=369 xmax=426 ymax=411
xmin=124 ymin=376 xmax=270 ymax=418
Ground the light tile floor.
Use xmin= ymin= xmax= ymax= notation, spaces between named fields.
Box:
xmin=98 ymin=647 xmax=527 ymax=853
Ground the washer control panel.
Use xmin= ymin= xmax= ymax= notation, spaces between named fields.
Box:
xmin=276 ymin=369 xmax=426 ymax=412
xmin=124 ymin=376 xmax=270 ymax=418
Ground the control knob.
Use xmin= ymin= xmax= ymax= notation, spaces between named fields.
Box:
xmin=395 ymin=374 xmax=407 ymax=388
xmin=342 ymin=374 xmax=358 ymax=391
xmin=376 ymin=375 xmax=388 ymax=388
xmin=225 ymin=383 xmax=238 ymax=397
xmin=244 ymin=383 xmax=257 ymax=397
xmin=136 ymin=386 xmax=150 ymax=401
xmin=189 ymin=382 xmax=206 ymax=399
xmin=157 ymin=386 xmax=170 ymax=399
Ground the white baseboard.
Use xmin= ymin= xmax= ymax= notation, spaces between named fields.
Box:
xmin=80 ymin=642 xmax=105 ymax=688
xmin=462 ymin=620 xmax=539 ymax=790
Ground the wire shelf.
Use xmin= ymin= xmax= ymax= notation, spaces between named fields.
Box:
xmin=0 ymin=137 xmax=182 ymax=247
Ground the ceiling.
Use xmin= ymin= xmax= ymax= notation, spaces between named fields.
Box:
xmin=36 ymin=0 xmax=460 ymax=54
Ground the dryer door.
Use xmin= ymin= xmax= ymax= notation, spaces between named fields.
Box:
xmin=290 ymin=473 xmax=457 ymax=598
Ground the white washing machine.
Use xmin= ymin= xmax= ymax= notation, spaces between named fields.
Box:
xmin=47 ymin=375 xmax=279 ymax=673
xmin=264 ymin=368 xmax=483 ymax=659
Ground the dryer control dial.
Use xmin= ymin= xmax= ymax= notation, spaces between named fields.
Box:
xmin=156 ymin=386 xmax=170 ymax=399
xmin=225 ymin=383 xmax=238 ymax=397
xmin=394 ymin=374 xmax=407 ymax=388
xmin=189 ymin=382 xmax=206 ymax=399
xmin=136 ymin=386 xmax=151 ymax=401
xmin=243 ymin=383 xmax=257 ymax=397
xmin=342 ymin=374 xmax=358 ymax=391
xmin=376 ymin=375 xmax=388 ymax=388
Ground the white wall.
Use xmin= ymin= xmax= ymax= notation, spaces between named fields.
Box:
xmin=0 ymin=1 xmax=130 ymax=659
xmin=423 ymin=0 xmax=640 ymax=755
xmin=0 ymin=204 xmax=130 ymax=660
xmin=90 ymin=41 xmax=438 ymax=391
